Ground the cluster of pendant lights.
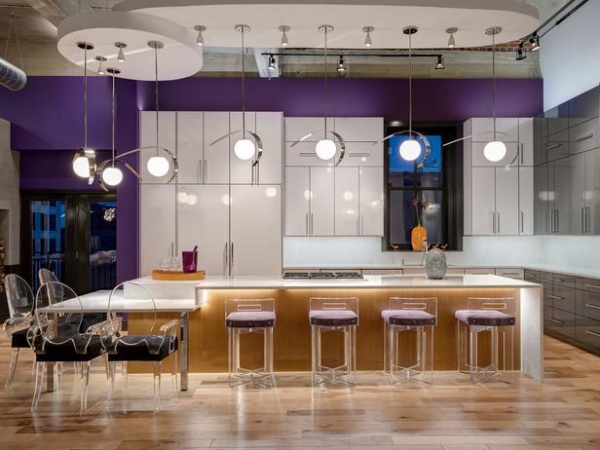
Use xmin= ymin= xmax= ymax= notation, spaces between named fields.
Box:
xmin=72 ymin=39 xmax=173 ymax=187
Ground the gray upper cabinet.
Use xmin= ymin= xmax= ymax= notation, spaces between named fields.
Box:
xmin=534 ymin=84 xmax=600 ymax=236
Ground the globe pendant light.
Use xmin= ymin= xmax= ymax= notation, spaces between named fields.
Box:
xmin=101 ymin=67 xmax=123 ymax=187
xmin=146 ymin=40 xmax=170 ymax=177
xmin=234 ymin=24 xmax=257 ymax=161
xmin=399 ymin=26 xmax=421 ymax=162
xmin=72 ymin=41 xmax=97 ymax=183
xmin=315 ymin=24 xmax=336 ymax=161
xmin=483 ymin=26 xmax=507 ymax=163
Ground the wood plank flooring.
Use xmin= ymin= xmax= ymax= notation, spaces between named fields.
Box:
xmin=0 ymin=335 xmax=599 ymax=450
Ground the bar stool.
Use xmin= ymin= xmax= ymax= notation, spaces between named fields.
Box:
xmin=225 ymin=298 xmax=276 ymax=388
xmin=455 ymin=297 xmax=516 ymax=384
xmin=309 ymin=297 xmax=359 ymax=387
xmin=382 ymin=297 xmax=437 ymax=385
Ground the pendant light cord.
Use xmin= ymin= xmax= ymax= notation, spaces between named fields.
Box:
xmin=408 ymin=31 xmax=413 ymax=138
xmin=323 ymin=26 xmax=329 ymax=137
xmin=111 ymin=70 xmax=116 ymax=167
xmin=84 ymin=46 xmax=88 ymax=149
xmin=241 ymin=27 xmax=246 ymax=138
xmin=492 ymin=31 xmax=497 ymax=141
xmin=154 ymin=44 xmax=159 ymax=156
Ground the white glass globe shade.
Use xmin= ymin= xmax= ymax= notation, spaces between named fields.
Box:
xmin=483 ymin=140 xmax=507 ymax=162
xmin=186 ymin=194 xmax=197 ymax=206
xmin=399 ymin=139 xmax=421 ymax=161
xmin=102 ymin=166 xmax=123 ymax=186
xmin=147 ymin=156 xmax=170 ymax=177
xmin=265 ymin=187 xmax=278 ymax=198
xmin=234 ymin=138 xmax=256 ymax=160
xmin=315 ymin=139 xmax=337 ymax=160
xmin=73 ymin=156 xmax=91 ymax=178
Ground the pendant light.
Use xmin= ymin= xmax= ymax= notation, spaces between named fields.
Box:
xmin=279 ymin=25 xmax=290 ymax=47
xmin=101 ymin=67 xmax=123 ymax=187
xmin=315 ymin=25 xmax=337 ymax=161
xmin=483 ymin=26 xmax=507 ymax=163
xmin=146 ymin=40 xmax=171 ymax=177
xmin=446 ymin=27 xmax=457 ymax=48
xmin=72 ymin=41 xmax=97 ymax=184
xmin=399 ymin=26 xmax=421 ymax=162
xmin=233 ymin=24 xmax=263 ymax=161
xmin=114 ymin=42 xmax=126 ymax=63
xmin=363 ymin=26 xmax=374 ymax=47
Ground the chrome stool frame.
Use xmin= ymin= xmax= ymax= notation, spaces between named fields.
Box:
xmin=225 ymin=298 xmax=276 ymax=388
xmin=455 ymin=297 xmax=516 ymax=384
xmin=382 ymin=297 xmax=437 ymax=385
xmin=309 ymin=297 xmax=359 ymax=387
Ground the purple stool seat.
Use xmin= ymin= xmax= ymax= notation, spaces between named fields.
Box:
xmin=455 ymin=310 xmax=516 ymax=327
xmin=309 ymin=310 xmax=358 ymax=327
xmin=382 ymin=309 xmax=436 ymax=326
xmin=226 ymin=311 xmax=276 ymax=328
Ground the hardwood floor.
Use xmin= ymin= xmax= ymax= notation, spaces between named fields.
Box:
xmin=0 ymin=335 xmax=599 ymax=450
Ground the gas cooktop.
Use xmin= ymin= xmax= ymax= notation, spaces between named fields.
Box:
xmin=283 ymin=271 xmax=364 ymax=280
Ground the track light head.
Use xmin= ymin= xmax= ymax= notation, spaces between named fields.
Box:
xmin=516 ymin=44 xmax=527 ymax=61
xmin=435 ymin=55 xmax=445 ymax=70
xmin=336 ymin=55 xmax=346 ymax=74
xmin=529 ymin=33 xmax=540 ymax=51
xmin=268 ymin=54 xmax=277 ymax=71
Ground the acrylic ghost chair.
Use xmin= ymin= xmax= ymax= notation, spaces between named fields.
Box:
xmin=3 ymin=274 xmax=36 ymax=389
xmin=29 ymin=281 xmax=107 ymax=412
xmin=103 ymin=282 xmax=179 ymax=410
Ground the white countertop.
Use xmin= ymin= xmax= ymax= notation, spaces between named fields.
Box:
xmin=192 ymin=274 xmax=539 ymax=290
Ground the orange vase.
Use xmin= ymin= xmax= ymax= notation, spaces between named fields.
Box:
xmin=411 ymin=226 xmax=427 ymax=251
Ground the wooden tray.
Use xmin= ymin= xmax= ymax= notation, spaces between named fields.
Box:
xmin=151 ymin=269 xmax=206 ymax=281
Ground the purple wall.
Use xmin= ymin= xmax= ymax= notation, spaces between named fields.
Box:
xmin=3 ymin=76 xmax=543 ymax=283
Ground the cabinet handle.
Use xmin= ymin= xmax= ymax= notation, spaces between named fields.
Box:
xmin=585 ymin=283 xmax=600 ymax=290
xmin=492 ymin=211 xmax=496 ymax=234
xmin=585 ymin=303 xmax=600 ymax=311
xmin=198 ymin=159 xmax=203 ymax=183
xmin=547 ymin=317 xmax=564 ymax=324
xmin=585 ymin=329 xmax=600 ymax=339
xmin=497 ymin=212 xmax=500 ymax=234
xmin=548 ymin=295 xmax=564 ymax=300
xmin=305 ymin=213 xmax=309 ymax=236
xmin=204 ymin=159 xmax=208 ymax=182
xmin=520 ymin=211 xmax=524 ymax=234
xmin=575 ymin=132 xmax=593 ymax=142
xmin=554 ymin=210 xmax=559 ymax=233
xmin=582 ymin=207 xmax=586 ymax=234
xmin=520 ymin=143 xmax=524 ymax=165
xmin=586 ymin=206 xmax=591 ymax=233
xmin=546 ymin=143 xmax=561 ymax=151
xmin=230 ymin=242 xmax=234 ymax=275
xmin=501 ymin=272 xmax=521 ymax=276
xmin=223 ymin=242 xmax=228 ymax=276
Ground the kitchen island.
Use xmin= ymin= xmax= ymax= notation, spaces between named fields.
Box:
xmin=130 ymin=274 xmax=543 ymax=380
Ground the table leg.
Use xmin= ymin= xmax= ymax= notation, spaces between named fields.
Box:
xmin=180 ymin=312 xmax=188 ymax=391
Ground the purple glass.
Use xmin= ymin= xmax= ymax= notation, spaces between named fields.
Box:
xmin=181 ymin=251 xmax=198 ymax=273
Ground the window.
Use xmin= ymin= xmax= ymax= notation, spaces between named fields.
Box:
xmin=384 ymin=123 xmax=463 ymax=251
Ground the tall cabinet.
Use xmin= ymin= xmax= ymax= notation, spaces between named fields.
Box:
xmin=140 ymin=111 xmax=283 ymax=277
xmin=284 ymin=117 xmax=384 ymax=237
xmin=463 ymin=117 xmax=534 ymax=236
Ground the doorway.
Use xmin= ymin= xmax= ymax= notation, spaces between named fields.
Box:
xmin=21 ymin=192 xmax=117 ymax=294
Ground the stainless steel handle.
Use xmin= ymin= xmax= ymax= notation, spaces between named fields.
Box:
xmin=204 ymin=159 xmax=208 ymax=182
xmin=497 ymin=212 xmax=500 ymax=234
xmin=501 ymin=272 xmax=521 ymax=276
xmin=582 ymin=207 xmax=586 ymax=234
xmin=585 ymin=303 xmax=600 ymax=311
xmin=231 ymin=242 xmax=234 ymax=269
xmin=585 ymin=329 xmax=600 ymax=338
xmin=547 ymin=317 xmax=564 ymax=325
xmin=223 ymin=242 xmax=228 ymax=276
xmin=492 ymin=211 xmax=496 ymax=234
xmin=520 ymin=143 xmax=524 ymax=165
xmin=548 ymin=295 xmax=564 ymax=300
xmin=198 ymin=159 xmax=203 ymax=183
xmin=575 ymin=132 xmax=593 ymax=142
xmin=520 ymin=211 xmax=524 ymax=233
xmin=546 ymin=143 xmax=561 ymax=151
xmin=586 ymin=206 xmax=591 ymax=233
xmin=554 ymin=209 xmax=559 ymax=233
xmin=305 ymin=213 xmax=309 ymax=236
xmin=585 ymin=283 xmax=600 ymax=290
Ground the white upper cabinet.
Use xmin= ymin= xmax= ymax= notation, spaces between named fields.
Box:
xmin=284 ymin=167 xmax=311 ymax=236
xmin=177 ymin=112 xmax=203 ymax=183
xmin=333 ymin=117 xmax=383 ymax=142
xmin=337 ymin=142 xmax=384 ymax=167
xmin=203 ymin=112 xmax=231 ymax=184
xmin=519 ymin=166 xmax=534 ymax=235
xmin=334 ymin=167 xmax=360 ymax=235
xmin=310 ymin=167 xmax=335 ymax=236
xmin=469 ymin=117 xmax=519 ymax=142
xmin=229 ymin=111 xmax=256 ymax=184
xmin=359 ymin=167 xmax=384 ymax=236
xmin=255 ymin=112 xmax=283 ymax=185
xmin=285 ymin=117 xmax=324 ymax=142
xmin=518 ymin=118 xmax=534 ymax=166
xmin=139 ymin=111 xmax=176 ymax=183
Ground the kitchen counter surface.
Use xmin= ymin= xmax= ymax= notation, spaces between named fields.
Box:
xmin=194 ymin=274 xmax=538 ymax=290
